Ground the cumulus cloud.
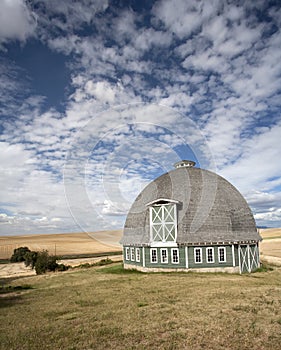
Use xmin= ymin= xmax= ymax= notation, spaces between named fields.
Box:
xmin=0 ymin=0 xmax=37 ymax=48
xmin=1 ymin=0 xmax=281 ymax=234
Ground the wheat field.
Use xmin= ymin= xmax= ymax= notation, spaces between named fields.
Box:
xmin=0 ymin=230 xmax=122 ymax=259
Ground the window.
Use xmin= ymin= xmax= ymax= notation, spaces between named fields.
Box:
xmin=130 ymin=247 xmax=135 ymax=261
xmin=206 ymin=247 xmax=214 ymax=263
xmin=150 ymin=204 xmax=177 ymax=243
xmin=136 ymin=248 xmax=140 ymax=262
xmin=194 ymin=248 xmax=202 ymax=263
xmin=218 ymin=247 xmax=226 ymax=263
xmin=161 ymin=248 xmax=168 ymax=263
xmin=125 ymin=247 xmax=130 ymax=260
xmin=171 ymin=248 xmax=179 ymax=264
xmin=150 ymin=248 xmax=158 ymax=263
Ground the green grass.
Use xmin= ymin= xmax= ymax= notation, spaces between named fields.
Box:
xmin=0 ymin=263 xmax=281 ymax=350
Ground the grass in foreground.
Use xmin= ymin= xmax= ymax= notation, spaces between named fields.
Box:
xmin=0 ymin=264 xmax=280 ymax=350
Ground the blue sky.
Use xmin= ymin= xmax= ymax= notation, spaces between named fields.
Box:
xmin=0 ymin=0 xmax=281 ymax=236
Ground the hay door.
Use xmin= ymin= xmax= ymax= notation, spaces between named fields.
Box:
xmin=150 ymin=204 xmax=177 ymax=243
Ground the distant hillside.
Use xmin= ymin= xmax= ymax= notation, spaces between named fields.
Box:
xmin=0 ymin=230 xmax=123 ymax=260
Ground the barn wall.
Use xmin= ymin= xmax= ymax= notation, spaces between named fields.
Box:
xmin=123 ymin=245 xmax=240 ymax=270
xmin=187 ymin=245 xmax=234 ymax=269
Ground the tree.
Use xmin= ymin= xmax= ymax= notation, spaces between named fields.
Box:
xmin=10 ymin=247 xmax=68 ymax=275
xmin=10 ymin=247 xmax=31 ymax=262
xmin=34 ymin=250 xmax=59 ymax=275
xmin=24 ymin=251 xmax=38 ymax=269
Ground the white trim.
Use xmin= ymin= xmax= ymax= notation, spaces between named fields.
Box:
xmin=171 ymin=248 xmax=179 ymax=264
xmin=238 ymin=245 xmax=241 ymax=274
xmin=194 ymin=247 xmax=202 ymax=264
xmin=125 ymin=247 xmax=130 ymax=261
xmin=218 ymin=247 xmax=226 ymax=263
xmin=135 ymin=248 xmax=140 ymax=262
xmin=232 ymin=244 xmax=235 ymax=267
xmin=150 ymin=203 xmax=177 ymax=244
xmin=130 ymin=247 xmax=135 ymax=261
xmin=185 ymin=246 xmax=189 ymax=269
xmin=160 ymin=248 xmax=168 ymax=263
xmin=239 ymin=245 xmax=249 ymax=273
xmin=150 ymin=241 xmax=177 ymax=247
xmin=247 ymin=244 xmax=251 ymax=272
xmin=142 ymin=247 xmax=145 ymax=267
xmin=249 ymin=243 xmax=259 ymax=271
xmin=150 ymin=248 xmax=158 ymax=263
xmin=206 ymin=247 xmax=215 ymax=263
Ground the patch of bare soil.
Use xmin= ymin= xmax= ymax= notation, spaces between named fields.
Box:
xmin=0 ymin=255 xmax=123 ymax=279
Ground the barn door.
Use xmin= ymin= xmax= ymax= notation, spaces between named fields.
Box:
xmin=239 ymin=245 xmax=249 ymax=273
xmin=239 ymin=244 xmax=259 ymax=273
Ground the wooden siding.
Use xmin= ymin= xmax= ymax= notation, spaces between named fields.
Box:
xmin=123 ymin=245 xmax=243 ymax=270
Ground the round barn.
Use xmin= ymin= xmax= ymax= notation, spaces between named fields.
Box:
xmin=121 ymin=160 xmax=261 ymax=273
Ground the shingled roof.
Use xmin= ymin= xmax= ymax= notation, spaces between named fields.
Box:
xmin=122 ymin=165 xmax=261 ymax=246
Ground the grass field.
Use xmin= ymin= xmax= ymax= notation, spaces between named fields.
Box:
xmin=0 ymin=263 xmax=281 ymax=350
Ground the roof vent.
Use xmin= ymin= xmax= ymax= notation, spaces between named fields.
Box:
xmin=174 ymin=160 xmax=196 ymax=168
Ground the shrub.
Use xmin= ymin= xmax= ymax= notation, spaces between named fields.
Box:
xmin=34 ymin=250 xmax=59 ymax=275
xmin=10 ymin=247 xmax=31 ymax=262
xmin=24 ymin=251 xmax=38 ymax=269
xmin=56 ymin=263 xmax=69 ymax=272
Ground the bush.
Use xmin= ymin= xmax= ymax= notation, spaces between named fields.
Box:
xmin=10 ymin=247 xmax=31 ymax=262
xmin=56 ymin=263 xmax=69 ymax=272
xmin=34 ymin=250 xmax=59 ymax=275
xmin=24 ymin=251 xmax=38 ymax=269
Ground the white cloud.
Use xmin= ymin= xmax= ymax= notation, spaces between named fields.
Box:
xmin=1 ymin=0 xmax=281 ymax=234
xmin=0 ymin=0 xmax=37 ymax=47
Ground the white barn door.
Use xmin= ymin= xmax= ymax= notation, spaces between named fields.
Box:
xmin=150 ymin=204 xmax=177 ymax=243
xmin=239 ymin=244 xmax=259 ymax=273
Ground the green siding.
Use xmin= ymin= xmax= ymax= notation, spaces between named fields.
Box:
xmin=123 ymin=244 xmax=243 ymax=270
xmin=187 ymin=245 xmax=234 ymax=269
xmin=144 ymin=247 xmax=186 ymax=269
xmin=123 ymin=247 xmax=143 ymax=266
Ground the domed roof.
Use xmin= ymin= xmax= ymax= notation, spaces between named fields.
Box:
xmin=122 ymin=163 xmax=261 ymax=246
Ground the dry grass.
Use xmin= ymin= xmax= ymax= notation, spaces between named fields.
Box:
xmin=259 ymin=228 xmax=281 ymax=239
xmin=0 ymin=263 xmax=280 ymax=350
xmin=0 ymin=230 xmax=122 ymax=259
xmin=260 ymin=229 xmax=281 ymax=259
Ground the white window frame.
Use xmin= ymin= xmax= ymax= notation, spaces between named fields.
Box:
xmin=150 ymin=203 xmax=177 ymax=244
xmin=150 ymin=248 xmax=158 ymax=263
xmin=136 ymin=248 xmax=140 ymax=262
xmin=194 ymin=248 xmax=202 ymax=263
xmin=171 ymin=248 xmax=179 ymax=264
xmin=218 ymin=247 xmax=226 ymax=263
xmin=160 ymin=248 xmax=168 ymax=263
xmin=130 ymin=247 xmax=135 ymax=261
xmin=206 ymin=247 xmax=214 ymax=263
xmin=125 ymin=247 xmax=130 ymax=260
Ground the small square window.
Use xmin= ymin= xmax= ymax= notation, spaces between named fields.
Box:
xmin=171 ymin=249 xmax=179 ymax=264
xmin=130 ymin=247 xmax=135 ymax=261
xmin=161 ymin=249 xmax=168 ymax=263
xmin=150 ymin=248 xmax=158 ymax=263
xmin=206 ymin=247 xmax=214 ymax=263
xmin=136 ymin=248 xmax=140 ymax=262
xmin=218 ymin=247 xmax=226 ymax=263
xmin=194 ymin=248 xmax=202 ymax=263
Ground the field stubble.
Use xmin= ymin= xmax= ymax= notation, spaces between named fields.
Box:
xmin=0 ymin=264 xmax=281 ymax=350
